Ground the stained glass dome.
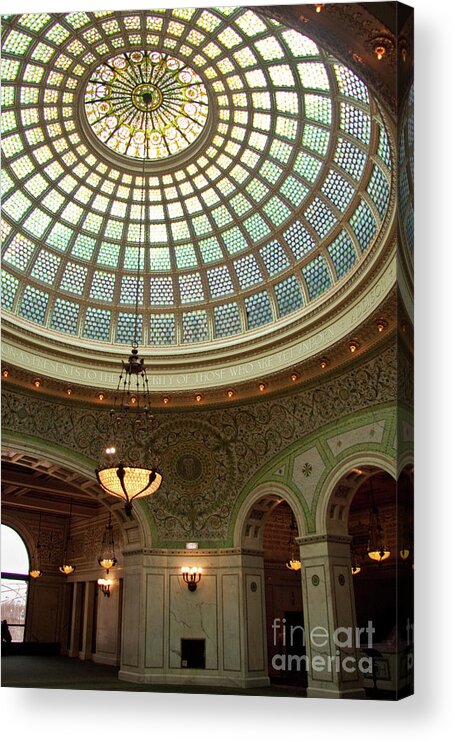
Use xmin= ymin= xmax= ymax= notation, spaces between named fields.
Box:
xmin=85 ymin=50 xmax=209 ymax=160
xmin=1 ymin=7 xmax=393 ymax=350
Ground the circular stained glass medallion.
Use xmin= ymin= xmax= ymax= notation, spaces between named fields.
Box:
xmin=85 ymin=51 xmax=209 ymax=160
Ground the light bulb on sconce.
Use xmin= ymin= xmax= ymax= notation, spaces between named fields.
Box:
xmin=181 ymin=566 xmax=202 ymax=592
xmin=97 ymin=577 xmax=113 ymax=597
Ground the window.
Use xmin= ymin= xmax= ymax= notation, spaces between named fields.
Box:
xmin=1 ymin=524 xmax=30 ymax=641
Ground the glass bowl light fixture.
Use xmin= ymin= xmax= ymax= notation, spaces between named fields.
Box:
xmin=29 ymin=511 xmax=44 ymax=579
xmin=367 ymin=478 xmax=390 ymax=563
xmin=95 ymin=156 xmax=162 ymax=516
xmin=59 ymin=499 xmax=76 ymax=575
xmin=97 ymin=513 xmax=118 ymax=573
xmin=285 ymin=516 xmax=301 ymax=572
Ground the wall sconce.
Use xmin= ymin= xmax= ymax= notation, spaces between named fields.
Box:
xmin=181 ymin=566 xmax=202 ymax=592
xmin=97 ymin=577 xmax=113 ymax=597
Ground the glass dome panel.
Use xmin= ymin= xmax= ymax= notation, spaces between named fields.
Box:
xmin=1 ymin=8 xmax=392 ymax=350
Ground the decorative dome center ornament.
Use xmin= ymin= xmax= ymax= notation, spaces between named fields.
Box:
xmin=85 ymin=51 xmax=209 ymax=160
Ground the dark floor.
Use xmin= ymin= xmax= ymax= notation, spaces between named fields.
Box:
xmin=1 ymin=654 xmax=307 ymax=696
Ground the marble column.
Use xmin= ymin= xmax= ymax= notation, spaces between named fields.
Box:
xmin=238 ymin=552 xmax=270 ymax=687
xmin=78 ymin=581 xmax=96 ymax=660
xmin=117 ymin=549 xmax=270 ymax=687
xmin=67 ymin=582 xmax=82 ymax=658
xmin=297 ymin=534 xmax=366 ymax=699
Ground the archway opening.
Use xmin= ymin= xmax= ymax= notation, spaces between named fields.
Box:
xmin=1 ymin=524 xmax=30 ymax=642
xmin=1 ymin=452 xmax=126 ymax=662
xmin=263 ymin=501 xmax=307 ymax=690
xmin=348 ymin=467 xmax=413 ymax=695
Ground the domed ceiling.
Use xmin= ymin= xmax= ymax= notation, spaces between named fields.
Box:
xmin=1 ymin=7 xmax=392 ymax=356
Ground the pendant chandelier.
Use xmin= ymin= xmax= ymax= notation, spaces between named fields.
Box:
xmin=367 ymin=479 xmax=391 ymax=563
xmin=285 ymin=516 xmax=301 ymax=572
xmin=95 ymin=153 xmax=162 ymax=516
xmin=29 ymin=511 xmax=43 ymax=579
xmin=59 ymin=499 xmax=76 ymax=575
xmin=97 ymin=513 xmax=117 ymax=573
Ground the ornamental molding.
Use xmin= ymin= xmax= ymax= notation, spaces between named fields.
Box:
xmin=2 ymin=342 xmax=398 ymax=542
xmin=296 ymin=533 xmax=353 ymax=546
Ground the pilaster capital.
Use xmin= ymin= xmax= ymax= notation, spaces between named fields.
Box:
xmin=296 ymin=533 xmax=352 ymax=546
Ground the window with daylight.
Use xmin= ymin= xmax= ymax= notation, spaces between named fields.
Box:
xmin=1 ymin=525 xmax=30 ymax=642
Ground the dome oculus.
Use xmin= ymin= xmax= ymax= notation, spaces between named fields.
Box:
xmin=85 ymin=51 xmax=209 ymax=160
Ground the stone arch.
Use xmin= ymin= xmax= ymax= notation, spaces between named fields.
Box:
xmin=316 ymin=451 xmax=396 ymax=536
xmin=1 ymin=432 xmax=156 ymax=551
xmin=233 ymin=482 xmax=307 ymax=551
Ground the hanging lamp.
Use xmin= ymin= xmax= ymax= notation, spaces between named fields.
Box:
xmin=96 ymin=151 xmax=162 ymax=516
xmin=285 ymin=516 xmax=301 ymax=572
xmin=29 ymin=511 xmax=44 ymax=579
xmin=97 ymin=513 xmax=117 ymax=573
xmin=59 ymin=499 xmax=76 ymax=575
xmin=367 ymin=478 xmax=391 ymax=562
